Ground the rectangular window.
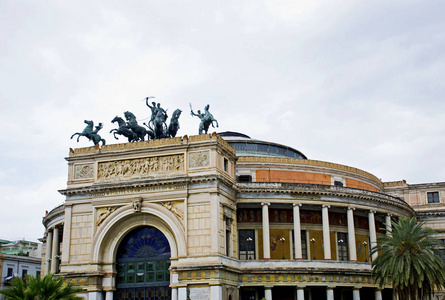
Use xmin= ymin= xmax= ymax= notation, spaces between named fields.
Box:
xmin=292 ymin=230 xmax=308 ymax=260
xmin=337 ymin=232 xmax=348 ymax=261
xmin=334 ymin=181 xmax=343 ymax=187
xmin=36 ymin=271 xmax=41 ymax=278
xmin=301 ymin=230 xmax=308 ymax=260
xmin=7 ymin=268 xmax=13 ymax=277
xmin=22 ymin=269 xmax=28 ymax=279
xmin=237 ymin=175 xmax=252 ymax=182
xmin=224 ymin=158 xmax=229 ymax=172
xmin=238 ymin=229 xmax=255 ymax=260
xmin=427 ymin=192 xmax=440 ymax=203
xmin=246 ymin=143 xmax=257 ymax=152
xmin=225 ymin=218 xmax=232 ymax=256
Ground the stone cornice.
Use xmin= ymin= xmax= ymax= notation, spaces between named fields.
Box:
xmin=417 ymin=211 xmax=445 ymax=217
xmin=59 ymin=174 xmax=238 ymax=197
xmin=237 ymin=157 xmax=381 ymax=187
xmin=237 ymin=182 xmax=415 ymax=214
xmin=171 ymin=260 xmax=372 ymax=276
xmin=42 ymin=204 xmax=65 ymax=227
xmin=382 ymin=180 xmax=406 ymax=187
xmin=68 ymin=133 xmax=235 ymax=158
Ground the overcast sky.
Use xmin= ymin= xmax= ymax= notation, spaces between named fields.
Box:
xmin=1 ymin=1 xmax=444 ymax=242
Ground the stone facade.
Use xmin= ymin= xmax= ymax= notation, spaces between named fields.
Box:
xmin=41 ymin=133 xmax=444 ymax=300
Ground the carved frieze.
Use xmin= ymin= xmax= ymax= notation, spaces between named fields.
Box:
xmin=97 ymin=154 xmax=184 ymax=181
xmin=189 ymin=150 xmax=210 ymax=168
xmin=96 ymin=207 xmax=117 ymax=226
xmin=92 ymin=184 xmax=187 ymax=198
xmin=160 ymin=201 xmax=184 ymax=222
xmin=74 ymin=163 xmax=94 ymax=179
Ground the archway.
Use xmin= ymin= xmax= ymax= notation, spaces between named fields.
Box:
xmin=114 ymin=226 xmax=171 ymax=300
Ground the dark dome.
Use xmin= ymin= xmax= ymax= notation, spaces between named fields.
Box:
xmin=218 ymin=131 xmax=307 ymax=159
xmin=218 ymin=131 xmax=251 ymax=139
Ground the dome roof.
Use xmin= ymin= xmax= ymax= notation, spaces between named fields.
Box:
xmin=218 ymin=131 xmax=307 ymax=159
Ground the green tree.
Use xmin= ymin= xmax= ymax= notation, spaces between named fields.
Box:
xmin=371 ymin=217 xmax=445 ymax=299
xmin=0 ymin=274 xmax=83 ymax=300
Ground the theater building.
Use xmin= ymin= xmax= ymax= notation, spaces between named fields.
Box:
xmin=41 ymin=132 xmax=444 ymax=300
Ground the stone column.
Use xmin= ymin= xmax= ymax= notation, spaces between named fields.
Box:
xmin=178 ymin=287 xmax=187 ymax=300
xmin=262 ymin=202 xmax=271 ymax=259
xmin=293 ymin=204 xmax=302 ymax=260
xmin=347 ymin=207 xmax=357 ymax=261
xmin=264 ymin=286 xmax=273 ymax=300
xmin=385 ymin=214 xmax=392 ymax=235
xmin=368 ymin=210 xmax=378 ymax=262
xmin=326 ymin=287 xmax=334 ymax=300
xmin=210 ymin=285 xmax=222 ymax=300
xmin=375 ymin=289 xmax=382 ymax=300
xmin=322 ymin=205 xmax=331 ymax=260
xmin=171 ymin=288 xmax=178 ymax=300
xmin=353 ymin=288 xmax=360 ymax=300
xmin=296 ymin=287 xmax=305 ymax=300
xmin=88 ymin=292 xmax=104 ymax=300
xmin=105 ymin=291 xmax=113 ymax=300
xmin=51 ymin=226 xmax=59 ymax=274
xmin=44 ymin=230 xmax=53 ymax=275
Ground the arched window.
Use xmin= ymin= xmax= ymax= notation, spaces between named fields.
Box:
xmin=114 ymin=226 xmax=171 ymax=300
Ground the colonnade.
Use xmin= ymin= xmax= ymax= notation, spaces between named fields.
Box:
xmin=261 ymin=286 xmax=383 ymax=300
xmin=44 ymin=225 xmax=62 ymax=275
xmin=259 ymin=202 xmax=392 ymax=261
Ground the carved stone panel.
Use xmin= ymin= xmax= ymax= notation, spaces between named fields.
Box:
xmin=74 ymin=163 xmax=94 ymax=179
xmin=160 ymin=201 xmax=184 ymax=223
xmin=189 ymin=150 xmax=210 ymax=168
xmin=97 ymin=154 xmax=184 ymax=181
xmin=189 ymin=287 xmax=209 ymax=300
xmin=96 ymin=207 xmax=117 ymax=226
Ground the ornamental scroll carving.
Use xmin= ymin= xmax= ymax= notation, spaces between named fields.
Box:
xmin=74 ymin=164 xmax=94 ymax=179
xmin=97 ymin=154 xmax=184 ymax=181
xmin=160 ymin=201 xmax=184 ymax=222
xmin=189 ymin=150 xmax=210 ymax=168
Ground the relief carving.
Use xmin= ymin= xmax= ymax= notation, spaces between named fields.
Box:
xmin=96 ymin=207 xmax=117 ymax=226
xmin=97 ymin=154 xmax=184 ymax=181
xmin=189 ymin=151 xmax=210 ymax=168
xmin=74 ymin=164 xmax=94 ymax=179
xmin=160 ymin=201 xmax=184 ymax=221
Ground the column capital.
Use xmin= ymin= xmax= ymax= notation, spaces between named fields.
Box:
xmin=322 ymin=204 xmax=330 ymax=208
xmin=387 ymin=213 xmax=392 ymax=216
xmin=261 ymin=202 xmax=270 ymax=206
xmin=369 ymin=210 xmax=376 ymax=214
xmin=347 ymin=206 xmax=355 ymax=210
xmin=293 ymin=203 xmax=302 ymax=207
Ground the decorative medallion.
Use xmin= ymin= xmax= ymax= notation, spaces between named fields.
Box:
xmin=74 ymin=163 xmax=94 ymax=179
xmin=189 ymin=150 xmax=210 ymax=168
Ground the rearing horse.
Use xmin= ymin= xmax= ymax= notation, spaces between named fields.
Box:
xmin=71 ymin=120 xmax=94 ymax=142
xmin=191 ymin=104 xmax=218 ymax=135
xmin=110 ymin=116 xmax=138 ymax=142
xmin=70 ymin=120 xmax=106 ymax=146
xmin=167 ymin=109 xmax=182 ymax=138
xmin=124 ymin=111 xmax=147 ymax=141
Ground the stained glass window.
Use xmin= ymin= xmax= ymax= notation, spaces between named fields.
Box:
xmin=115 ymin=226 xmax=171 ymax=300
